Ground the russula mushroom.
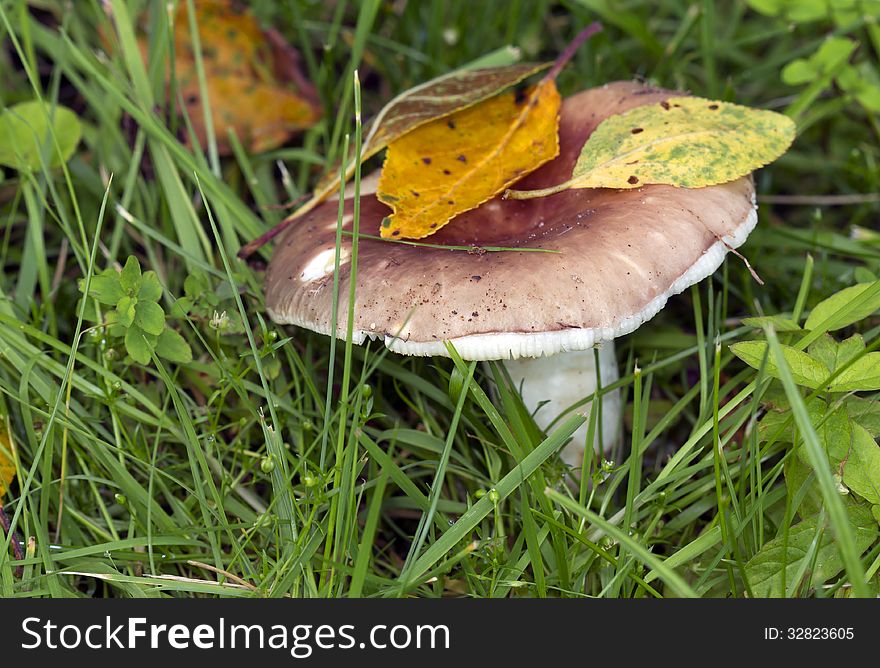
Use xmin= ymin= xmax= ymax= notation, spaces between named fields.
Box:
xmin=264 ymin=81 xmax=758 ymax=468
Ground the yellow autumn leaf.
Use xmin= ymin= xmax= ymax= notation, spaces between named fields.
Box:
xmin=506 ymin=96 xmax=796 ymax=198
xmin=185 ymin=75 xmax=318 ymax=154
xmin=172 ymin=0 xmax=265 ymax=75
xmin=135 ymin=0 xmax=320 ymax=155
xmin=0 ymin=419 xmax=16 ymax=501
xmin=237 ymin=22 xmax=601 ymax=258
xmin=376 ymin=81 xmax=561 ymax=239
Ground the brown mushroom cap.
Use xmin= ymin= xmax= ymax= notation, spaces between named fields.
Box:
xmin=265 ymin=81 xmax=757 ymax=360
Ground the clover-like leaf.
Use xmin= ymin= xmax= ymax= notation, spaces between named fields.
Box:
xmin=0 ymin=100 xmax=82 ymax=171
xmin=124 ymin=326 xmax=155 ymax=365
xmin=134 ymin=300 xmax=166 ymax=337
xmin=155 ymin=329 xmax=193 ymax=364
xmin=119 ymin=256 xmax=142 ymax=293
xmin=116 ymin=295 xmax=137 ymax=328
xmin=782 ymin=37 xmax=856 ymax=86
xmin=138 ymin=271 xmax=163 ymax=302
xmin=85 ymin=269 xmax=125 ymax=306
xmin=838 ymin=63 xmax=880 ymax=114
xmin=184 ymin=272 xmax=210 ymax=300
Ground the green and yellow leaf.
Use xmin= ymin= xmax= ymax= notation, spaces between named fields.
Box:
xmin=506 ymin=96 xmax=796 ymax=198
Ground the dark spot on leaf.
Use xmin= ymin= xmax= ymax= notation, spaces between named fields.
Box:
xmin=381 ymin=218 xmax=391 ymax=228
xmin=471 ymin=311 xmax=479 ymax=317
xmin=422 ymin=157 xmax=432 ymax=165
xmin=627 ymin=175 xmax=639 ymax=185
xmin=514 ymin=87 xmax=528 ymax=104
xmin=186 ymin=95 xmax=198 ymax=105
xmin=447 ymin=119 xmax=456 ymax=129
xmin=660 ymin=101 xmax=670 ymax=110
xmin=631 ymin=127 xmax=643 ymax=134
xmin=708 ymin=104 xmax=719 ymax=110
xmin=391 ymin=230 xmax=400 ymax=236
xmin=411 ymin=190 xmax=420 ymax=197
xmin=443 ymin=169 xmax=451 ymax=175
xmin=457 ymin=154 xmax=467 ymax=163
xmin=447 ymin=200 xmax=455 ymax=205
xmin=471 ymin=275 xmax=481 ymax=281
xmin=430 ymin=223 xmax=437 ymax=229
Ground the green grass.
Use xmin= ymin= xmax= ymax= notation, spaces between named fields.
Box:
xmin=1 ymin=0 xmax=879 ymax=598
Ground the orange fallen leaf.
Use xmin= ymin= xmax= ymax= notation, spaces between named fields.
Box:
xmin=236 ymin=23 xmax=602 ymax=258
xmin=374 ymin=23 xmax=601 ymax=240
xmin=0 ymin=419 xmax=16 ymax=501
xmin=237 ymin=61 xmax=550 ymax=258
xmin=376 ymin=83 xmax=561 ymax=239
xmin=148 ymin=0 xmax=320 ymax=154
xmin=301 ymin=63 xmax=548 ymax=218
xmin=183 ymin=74 xmax=319 ymax=154
xmin=0 ymin=416 xmax=20 ymax=569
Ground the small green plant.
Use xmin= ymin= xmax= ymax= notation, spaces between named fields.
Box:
xmin=173 ymin=270 xmax=245 ymax=336
xmin=81 ymin=256 xmax=192 ymax=365
xmin=782 ymin=37 xmax=880 ymax=114
xmin=731 ymin=278 xmax=880 ymax=595
xmin=747 ymin=1 xmax=880 ymax=117
xmin=747 ymin=0 xmax=880 ymax=26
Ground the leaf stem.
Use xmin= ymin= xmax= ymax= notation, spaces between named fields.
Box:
xmin=545 ymin=22 xmax=603 ymax=82
xmin=503 ymin=181 xmax=571 ymax=200
xmin=236 ymin=214 xmax=298 ymax=260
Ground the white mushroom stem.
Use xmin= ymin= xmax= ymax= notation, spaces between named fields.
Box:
xmin=497 ymin=342 xmax=621 ymax=469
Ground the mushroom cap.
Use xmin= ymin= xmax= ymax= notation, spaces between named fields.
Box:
xmin=265 ymin=81 xmax=757 ymax=361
